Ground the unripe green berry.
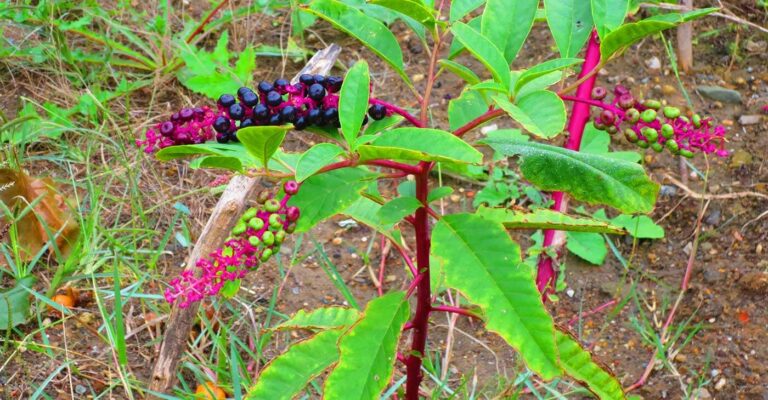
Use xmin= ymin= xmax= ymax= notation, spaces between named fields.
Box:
xmin=606 ymin=125 xmax=618 ymax=135
xmin=285 ymin=222 xmax=297 ymax=234
xmin=275 ymin=230 xmax=286 ymax=244
xmin=242 ymin=207 xmax=258 ymax=221
xmin=624 ymin=128 xmax=639 ymax=143
xmin=665 ymin=139 xmax=680 ymax=154
xmin=269 ymin=213 xmax=282 ymax=228
xmin=651 ymin=142 xmax=664 ymax=153
xmin=661 ymin=124 xmax=675 ymax=139
xmin=248 ymin=217 xmax=265 ymax=231
xmin=262 ymin=231 xmax=275 ymax=246
xmin=249 ymin=236 xmax=261 ymax=246
xmin=232 ymin=222 xmax=246 ymax=236
xmin=692 ymin=114 xmax=701 ymax=128
xmin=642 ymin=127 xmax=658 ymax=143
xmin=637 ymin=140 xmax=649 ymax=149
xmin=264 ymin=199 xmax=280 ymax=213
xmin=678 ymin=116 xmax=690 ymax=124
xmin=640 ymin=109 xmax=657 ymax=123
xmin=256 ymin=190 xmax=271 ymax=204
xmin=663 ymin=106 xmax=680 ymax=119
xmin=260 ymin=248 xmax=273 ymax=262
xmin=644 ymin=99 xmax=661 ymax=109
xmin=680 ymin=149 xmax=694 ymax=158
xmin=625 ymin=108 xmax=640 ymax=123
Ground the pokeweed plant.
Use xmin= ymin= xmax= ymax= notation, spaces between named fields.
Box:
xmin=138 ymin=1 xmax=726 ymax=399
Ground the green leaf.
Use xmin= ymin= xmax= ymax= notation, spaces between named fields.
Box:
xmin=476 ymin=207 xmax=627 ymax=234
xmin=432 ymin=214 xmax=562 ymax=379
xmin=307 ymin=0 xmax=407 ymax=82
xmin=591 ymin=0 xmax=628 ymax=39
xmin=450 ymin=0 xmax=484 ymax=22
xmin=295 ymin=143 xmax=346 ymax=182
xmin=378 ymin=196 xmax=422 ymax=224
xmin=448 ymin=88 xmax=489 ymax=131
xmin=0 ymin=276 xmax=36 ymax=330
xmin=237 ymin=126 xmax=290 ymax=168
xmin=566 ymin=231 xmax=607 ymax=265
xmin=370 ymin=0 xmax=436 ymax=28
xmin=176 ymin=31 xmax=254 ymax=99
xmin=287 ymin=168 xmax=371 ymax=232
xmin=342 ymin=197 xmax=399 ymax=241
xmin=581 ymin=125 xmax=642 ymax=163
xmin=247 ymin=329 xmax=343 ymax=400
xmin=189 ymin=155 xmax=243 ymax=171
xmin=339 ymin=61 xmax=370 ymax=148
xmin=600 ymin=9 xmax=716 ymax=60
xmin=324 ymin=291 xmax=410 ymax=400
xmin=439 ymin=59 xmax=481 ymax=85
xmin=514 ymin=58 xmax=583 ymax=93
xmin=556 ymin=329 xmax=626 ymax=400
xmin=610 ymin=214 xmax=664 ymax=239
xmin=493 ymin=91 xmax=566 ymax=139
xmin=219 ymin=279 xmax=241 ymax=298
xmin=451 ymin=22 xmax=510 ymax=90
xmin=276 ymin=307 xmax=360 ymax=331
xmin=234 ymin=46 xmax=256 ymax=82
xmin=544 ymin=0 xmax=594 ymax=58
xmin=482 ymin=138 xmax=659 ymax=214
xmin=427 ymin=186 xmax=454 ymax=203
xmin=363 ymin=115 xmax=404 ymax=135
xmin=515 ymin=71 xmax=565 ymax=99
xmin=155 ymin=142 xmax=259 ymax=171
xmin=481 ymin=0 xmax=539 ymax=63
xmin=357 ymin=128 xmax=483 ymax=164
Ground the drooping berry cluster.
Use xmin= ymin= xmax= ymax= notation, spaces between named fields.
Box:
xmin=590 ymin=85 xmax=728 ymax=158
xmin=138 ymin=75 xmax=391 ymax=152
xmin=164 ymin=181 xmax=301 ymax=308
xmin=136 ymin=106 xmax=218 ymax=153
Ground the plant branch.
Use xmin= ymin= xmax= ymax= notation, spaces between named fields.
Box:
xmin=186 ymin=0 xmax=230 ymax=44
xmin=431 ymin=305 xmax=481 ymax=320
xmin=369 ymin=98 xmax=425 ymax=128
xmin=452 ymin=108 xmax=505 ymax=138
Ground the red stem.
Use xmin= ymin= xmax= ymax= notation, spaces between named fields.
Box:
xmin=431 ymin=305 xmax=481 ymax=320
xmin=367 ymin=160 xmax=422 ymax=174
xmin=566 ymin=298 xmax=619 ymax=327
xmin=186 ymin=0 xmax=230 ymax=44
xmin=369 ymin=98 xmax=425 ymax=128
xmin=453 ymin=108 xmax=505 ymax=138
xmin=536 ymin=30 xmax=602 ymax=296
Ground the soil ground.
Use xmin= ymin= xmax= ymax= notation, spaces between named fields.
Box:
xmin=1 ymin=1 xmax=767 ymax=399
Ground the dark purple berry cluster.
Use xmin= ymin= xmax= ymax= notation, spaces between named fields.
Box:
xmin=589 ymin=85 xmax=728 ymax=157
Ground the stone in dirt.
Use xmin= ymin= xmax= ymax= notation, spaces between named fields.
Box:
xmin=729 ymin=149 xmax=752 ymax=169
xmin=696 ymin=86 xmax=742 ymax=104
xmin=738 ymin=115 xmax=762 ymax=125
xmin=739 ymin=271 xmax=768 ymax=294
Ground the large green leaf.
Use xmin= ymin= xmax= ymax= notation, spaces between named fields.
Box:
xmin=448 ymin=88 xmax=489 ymax=131
xmin=493 ymin=92 xmax=566 ymax=139
xmin=342 ymin=197 xmax=399 ymax=241
xmin=476 ymin=207 xmax=627 ymax=234
xmin=0 ymin=276 xmax=36 ymax=330
xmin=556 ymin=329 xmax=626 ymax=400
xmin=432 ymin=214 xmax=562 ymax=379
xmin=482 ymin=138 xmax=659 ymax=214
xmin=247 ymin=329 xmax=343 ymax=400
xmin=481 ymin=0 xmax=539 ymax=63
xmin=439 ymin=59 xmax=481 ymax=86
xmin=357 ymin=128 xmax=483 ymax=164
xmin=155 ymin=142 xmax=258 ymax=171
xmin=324 ymin=291 xmax=410 ymax=400
xmin=580 ymin=125 xmax=642 ymax=163
xmin=276 ymin=307 xmax=360 ymax=331
xmin=544 ymin=0 xmax=594 ymax=58
xmin=451 ymin=22 xmax=510 ymax=90
xmin=514 ymin=58 xmax=583 ymax=93
xmin=600 ymin=8 xmax=717 ymax=60
xmin=377 ymin=196 xmax=422 ymax=224
xmin=307 ymin=0 xmax=407 ymax=82
xmin=566 ymin=231 xmax=607 ymax=265
xmin=611 ymin=214 xmax=664 ymax=239
xmin=450 ymin=0 xmax=484 ymax=22
xmin=370 ymin=0 xmax=436 ymax=28
xmin=295 ymin=143 xmax=346 ymax=182
xmin=287 ymin=168 xmax=371 ymax=232
xmin=591 ymin=0 xmax=628 ymax=39
xmin=339 ymin=61 xmax=370 ymax=148
xmin=237 ymin=126 xmax=291 ymax=168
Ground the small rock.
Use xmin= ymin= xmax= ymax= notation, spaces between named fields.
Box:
xmin=739 ymin=271 xmax=768 ymax=294
xmin=692 ymin=388 xmax=712 ymax=399
xmin=645 ymin=56 xmax=661 ymax=70
xmin=745 ymin=40 xmax=767 ymax=53
xmin=385 ymin=274 xmax=397 ymax=283
xmin=714 ymin=377 xmax=726 ymax=391
xmin=291 ymin=287 xmax=300 ymax=295
xmin=75 ymin=385 xmax=87 ymax=395
xmin=700 ymin=242 xmax=713 ymax=252
xmin=697 ymin=86 xmax=742 ymax=104
xmin=449 ymin=194 xmax=461 ymax=203
xmin=660 ymin=185 xmax=677 ymax=197
xmin=338 ymin=219 xmax=359 ymax=229
xmin=331 ymin=237 xmax=343 ymax=245
xmin=729 ymin=149 xmax=753 ymax=168
xmin=480 ymin=124 xmax=498 ymax=135
xmin=739 ymin=115 xmax=762 ymax=125
xmin=661 ymin=84 xmax=676 ymax=95
xmin=704 ymin=209 xmax=721 ymax=225
xmin=412 ymin=74 xmax=425 ymax=83
xmin=566 ymin=288 xmax=575 ymax=297
xmin=703 ymin=268 xmax=724 ymax=284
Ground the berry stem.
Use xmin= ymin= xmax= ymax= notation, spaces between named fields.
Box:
xmin=431 ymin=305 xmax=481 ymax=320
xmin=536 ymin=30 xmax=602 ymax=296
xmin=452 ymin=108 xmax=506 ymax=138
xmin=558 ymin=95 xmax=623 ymax=115
xmin=369 ymin=98 xmax=425 ymax=128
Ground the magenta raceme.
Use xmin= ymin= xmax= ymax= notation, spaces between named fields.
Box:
xmin=164 ymin=180 xmax=300 ymax=308
xmin=585 ymin=85 xmax=729 ymax=158
xmin=137 ymin=75 xmax=393 ymax=153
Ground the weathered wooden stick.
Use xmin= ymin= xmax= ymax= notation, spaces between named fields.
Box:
xmin=148 ymin=43 xmax=341 ymax=397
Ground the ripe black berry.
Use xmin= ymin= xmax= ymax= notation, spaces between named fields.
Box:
xmin=293 ymin=116 xmax=308 ymax=130
xmin=266 ymin=91 xmax=282 ymax=107
xmin=216 ymin=133 xmax=229 ymax=143
xmin=253 ymin=104 xmax=269 ymax=120
xmin=368 ymin=104 xmax=387 ymax=120
xmin=170 ymin=112 xmax=181 ymax=122
xmin=313 ymin=75 xmax=326 ymax=86
xmin=240 ymin=118 xmax=255 ymax=128
xmin=307 ymin=83 xmax=325 ymax=102
xmin=229 ymin=103 xmax=245 ymax=120
xmin=193 ymin=107 xmax=205 ymax=119
xmin=258 ymin=81 xmax=274 ymax=93
xmin=179 ymin=108 xmax=194 ymax=121
xmin=299 ymin=74 xmax=315 ymax=86
xmin=274 ymin=78 xmax=289 ymax=92
xmin=218 ymin=94 xmax=236 ymax=108
xmin=268 ymin=113 xmax=282 ymax=125
xmin=213 ymin=116 xmax=231 ymax=133
xmin=241 ymin=90 xmax=258 ymax=107
xmin=326 ymin=76 xmax=343 ymax=92
xmin=322 ymin=107 xmax=338 ymax=124
xmin=227 ymin=131 xmax=239 ymax=142
xmin=281 ymin=106 xmax=297 ymax=123
xmin=159 ymin=121 xmax=175 ymax=136
xmin=307 ymin=108 xmax=322 ymax=124
xmin=237 ymin=87 xmax=252 ymax=98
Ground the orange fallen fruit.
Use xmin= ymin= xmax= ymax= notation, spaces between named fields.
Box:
xmin=48 ymin=293 xmax=76 ymax=315
xmin=195 ymin=382 xmax=226 ymax=400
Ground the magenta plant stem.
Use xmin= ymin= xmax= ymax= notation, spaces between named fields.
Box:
xmin=431 ymin=305 xmax=480 ymax=320
xmin=536 ymin=30 xmax=602 ymax=295
xmin=369 ymin=98 xmax=425 ymax=128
